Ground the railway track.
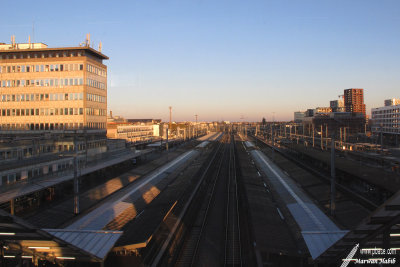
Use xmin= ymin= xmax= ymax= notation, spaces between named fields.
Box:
xmin=175 ymin=134 xmax=242 ymax=267
xmin=225 ymin=135 xmax=242 ymax=266
xmin=150 ymin=134 xmax=245 ymax=266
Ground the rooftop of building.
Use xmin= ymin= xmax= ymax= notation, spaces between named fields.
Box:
xmin=0 ymin=39 xmax=108 ymax=60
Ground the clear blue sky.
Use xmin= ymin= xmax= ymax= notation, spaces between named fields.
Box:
xmin=1 ymin=0 xmax=400 ymax=122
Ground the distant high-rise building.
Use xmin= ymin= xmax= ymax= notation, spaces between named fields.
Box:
xmin=344 ymin=88 xmax=366 ymax=116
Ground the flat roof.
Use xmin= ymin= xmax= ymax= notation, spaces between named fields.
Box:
xmin=251 ymin=149 xmax=347 ymax=259
xmin=0 ymin=46 xmax=108 ymax=60
xmin=318 ymin=190 xmax=400 ymax=263
xmin=0 ymin=149 xmax=152 ymax=203
xmin=0 ymin=209 xmax=122 ymax=262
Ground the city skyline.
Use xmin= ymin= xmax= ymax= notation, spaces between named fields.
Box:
xmin=1 ymin=0 xmax=400 ymax=122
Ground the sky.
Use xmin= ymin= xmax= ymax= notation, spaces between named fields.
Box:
xmin=1 ymin=0 xmax=400 ymax=122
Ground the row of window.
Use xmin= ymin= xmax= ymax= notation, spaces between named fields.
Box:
xmin=87 ymin=93 xmax=106 ymax=103
xmin=117 ymin=126 xmax=154 ymax=133
xmin=1 ymin=107 xmax=84 ymax=116
xmin=0 ymin=64 xmax=84 ymax=73
xmin=372 ymin=109 xmax=400 ymax=115
xmin=373 ymin=115 xmax=400 ymax=119
xmin=1 ymin=160 xmax=73 ymax=186
xmin=0 ymin=140 xmax=106 ymax=161
xmin=87 ymin=64 xmax=106 ymax=77
xmin=87 ymin=78 xmax=106 ymax=90
xmin=0 ymin=51 xmax=85 ymax=60
xmin=0 ymin=77 xmax=84 ymax=87
xmin=1 ymin=93 xmax=84 ymax=102
xmin=0 ymin=108 xmax=106 ymax=117
xmin=86 ymin=108 xmax=107 ymax=116
xmin=0 ymin=122 xmax=106 ymax=131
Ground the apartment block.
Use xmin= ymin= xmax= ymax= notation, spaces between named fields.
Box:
xmin=344 ymin=88 xmax=366 ymax=116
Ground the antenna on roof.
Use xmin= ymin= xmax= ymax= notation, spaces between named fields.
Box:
xmin=98 ymin=41 xmax=102 ymax=52
xmin=32 ymin=21 xmax=35 ymax=47
xmin=85 ymin=33 xmax=91 ymax=47
xmin=11 ymin=35 xmax=16 ymax=48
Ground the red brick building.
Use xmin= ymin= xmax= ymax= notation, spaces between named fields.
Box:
xmin=344 ymin=88 xmax=366 ymax=116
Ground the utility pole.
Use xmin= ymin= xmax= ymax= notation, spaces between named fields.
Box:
xmin=325 ymin=124 xmax=328 ymax=149
xmin=169 ymin=106 xmax=172 ymax=134
xmin=271 ymin=124 xmax=274 ymax=145
xmin=166 ymin=126 xmax=169 ymax=151
xmin=195 ymin=114 xmax=198 ymax=137
xmin=285 ymin=123 xmax=286 ymax=139
xmin=330 ymin=132 xmax=336 ymax=216
xmin=73 ymin=133 xmax=79 ymax=215
xmin=380 ymin=125 xmax=383 ymax=153
xmin=321 ymin=125 xmax=323 ymax=150
xmin=312 ymin=124 xmax=315 ymax=147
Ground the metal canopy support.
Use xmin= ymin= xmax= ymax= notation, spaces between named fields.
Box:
xmin=320 ymin=125 xmax=323 ymax=150
xmin=10 ymin=199 xmax=15 ymax=215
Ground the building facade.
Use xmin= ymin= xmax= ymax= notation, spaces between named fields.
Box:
xmin=330 ymin=99 xmax=345 ymax=112
xmin=107 ymin=122 xmax=159 ymax=143
xmin=344 ymin=88 xmax=366 ymax=116
xmin=294 ymin=111 xmax=306 ymax=122
xmin=107 ymin=114 xmax=161 ymax=143
xmin=0 ymin=40 xmax=108 ymax=187
xmin=0 ymin=42 xmax=108 ymax=131
xmin=384 ymin=98 xmax=400 ymax=107
xmin=314 ymin=107 xmax=332 ymax=114
xmin=371 ymin=102 xmax=400 ymax=135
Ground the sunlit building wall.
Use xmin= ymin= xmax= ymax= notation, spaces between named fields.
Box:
xmin=0 ymin=42 xmax=108 ymax=131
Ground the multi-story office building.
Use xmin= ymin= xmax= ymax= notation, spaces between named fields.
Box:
xmin=0 ymin=39 xmax=109 ymax=187
xmin=371 ymin=100 xmax=400 ymax=135
xmin=344 ymin=88 xmax=366 ymax=116
xmin=0 ymin=41 xmax=108 ymax=130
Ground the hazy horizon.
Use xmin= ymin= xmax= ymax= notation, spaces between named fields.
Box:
xmin=1 ymin=0 xmax=399 ymax=122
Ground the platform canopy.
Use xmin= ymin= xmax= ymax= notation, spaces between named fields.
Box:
xmin=318 ymin=190 xmax=400 ymax=264
xmin=0 ymin=210 xmax=122 ymax=263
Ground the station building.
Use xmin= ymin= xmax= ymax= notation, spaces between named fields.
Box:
xmin=0 ymin=38 xmax=109 ymax=187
